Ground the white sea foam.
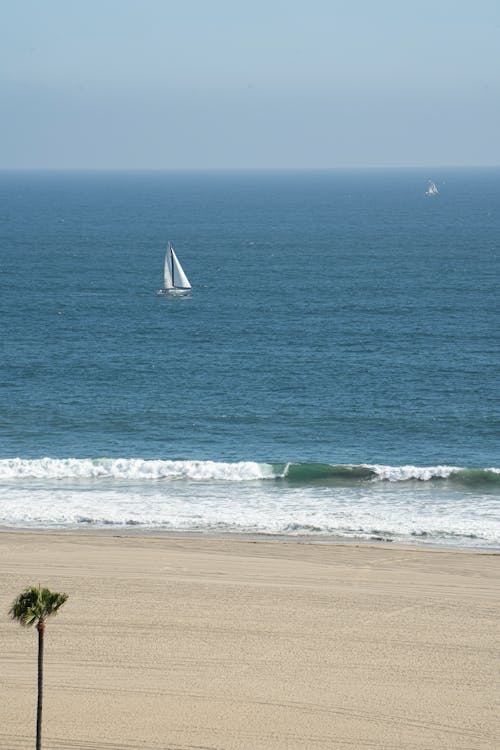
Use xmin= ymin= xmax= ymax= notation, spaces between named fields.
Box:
xmin=0 ymin=479 xmax=499 ymax=548
xmin=0 ymin=457 xmax=274 ymax=482
xmin=365 ymin=464 xmax=460 ymax=482
xmin=1 ymin=458 xmax=499 ymax=485
xmin=0 ymin=458 xmax=499 ymax=548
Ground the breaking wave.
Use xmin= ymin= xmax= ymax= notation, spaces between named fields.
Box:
xmin=0 ymin=457 xmax=274 ymax=481
xmin=0 ymin=458 xmax=499 ymax=489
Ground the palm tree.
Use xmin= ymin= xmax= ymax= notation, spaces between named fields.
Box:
xmin=9 ymin=586 xmax=68 ymax=750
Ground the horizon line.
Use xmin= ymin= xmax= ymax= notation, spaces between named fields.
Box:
xmin=1 ymin=164 xmax=499 ymax=173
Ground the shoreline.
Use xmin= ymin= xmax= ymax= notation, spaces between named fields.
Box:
xmin=1 ymin=525 xmax=499 ymax=554
xmin=1 ymin=531 xmax=498 ymax=749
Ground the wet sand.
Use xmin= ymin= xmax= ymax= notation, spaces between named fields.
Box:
xmin=0 ymin=532 xmax=498 ymax=749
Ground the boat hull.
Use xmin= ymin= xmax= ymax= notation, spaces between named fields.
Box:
xmin=156 ymin=287 xmax=191 ymax=297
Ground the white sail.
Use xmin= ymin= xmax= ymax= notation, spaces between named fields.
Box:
xmin=425 ymin=179 xmax=438 ymax=196
xmin=171 ymin=246 xmax=191 ymax=289
xmin=158 ymin=241 xmax=191 ymax=295
xmin=163 ymin=243 xmax=174 ymax=288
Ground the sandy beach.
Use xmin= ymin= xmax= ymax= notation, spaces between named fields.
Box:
xmin=0 ymin=532 xmax=498 ymax=749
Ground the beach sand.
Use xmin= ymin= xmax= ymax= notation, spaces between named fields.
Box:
xmin=0 ymin=532 xmax=498 ymax=749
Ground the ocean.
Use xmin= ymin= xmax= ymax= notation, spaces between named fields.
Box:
xmin=1 ymin=168 xmax=499 ymax=547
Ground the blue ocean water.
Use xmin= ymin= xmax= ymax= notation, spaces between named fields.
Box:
xmin=1 ymin=169 xmax=499 ymax=546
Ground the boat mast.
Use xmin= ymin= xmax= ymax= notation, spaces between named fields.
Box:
xmin=170 ymin=242 xmax=175 ymax=288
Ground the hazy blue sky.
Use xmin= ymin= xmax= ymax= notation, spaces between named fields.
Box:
xmin=1 ymin=0 xmax=499 ymax=169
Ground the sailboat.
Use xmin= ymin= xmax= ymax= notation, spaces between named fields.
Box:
xmin=425 ymin=179 xmax=439 ymax=196
xmin=157 ymin=242 xmax=192 ymax=296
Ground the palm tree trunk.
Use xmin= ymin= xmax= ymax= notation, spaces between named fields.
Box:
xmin=36 ymin=620 xmax=44 ymax=750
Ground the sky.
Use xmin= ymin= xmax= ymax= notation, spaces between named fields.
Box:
xmin=1 ymin=0 xmax=499 ymax=169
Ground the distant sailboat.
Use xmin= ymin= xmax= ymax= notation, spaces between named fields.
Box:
xmin=425 ymin=179 xmax=439 ymax=196
xmin=157 ymin=242 xmax=192 ymax=296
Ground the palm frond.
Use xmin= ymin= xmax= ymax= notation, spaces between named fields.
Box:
xmin=9 ymin=586 xmax=68 ymax=626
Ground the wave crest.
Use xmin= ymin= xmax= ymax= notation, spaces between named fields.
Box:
xmin=0 ymin=457 xmax=274 ymax=482
xmin=0 ymin=458 xmax=499 ymax=489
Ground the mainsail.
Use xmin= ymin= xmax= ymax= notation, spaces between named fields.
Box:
xmin=162 ymin=242 xmax=191 ymax=292
xmin=171 ymin=246 xmax=191 ymax=288
xmin=164 ymin=245 xmax=173 ymax=288
xmin=425 ymin=179 xmax=438 ymax=196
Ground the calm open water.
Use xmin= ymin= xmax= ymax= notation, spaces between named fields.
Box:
xmin=1 ymin=169 xmax=499 ymax=546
